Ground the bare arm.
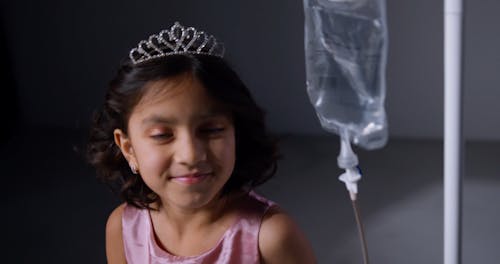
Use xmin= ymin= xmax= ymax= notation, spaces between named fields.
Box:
xmin=105 ymin=203 xmax=127 ymax=264
xmin=259 ymin=207 xmax=316 ymax=264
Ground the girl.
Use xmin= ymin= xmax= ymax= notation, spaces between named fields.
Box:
xmin=87 ymin=22 xmax=316 ymax=263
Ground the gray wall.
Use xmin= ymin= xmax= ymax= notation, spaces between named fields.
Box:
xmin=1 ymin=0 xmax=499 ymax=140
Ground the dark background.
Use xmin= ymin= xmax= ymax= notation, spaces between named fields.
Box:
xmin=1 ymin=0 xmax=499 ymax=263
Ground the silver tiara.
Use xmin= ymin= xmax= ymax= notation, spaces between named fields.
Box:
xmin=129 ymin=22 xmax=225 ymax=64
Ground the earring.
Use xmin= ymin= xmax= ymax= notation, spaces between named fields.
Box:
xmin=130 ymin=163 xmax=139 ymax=174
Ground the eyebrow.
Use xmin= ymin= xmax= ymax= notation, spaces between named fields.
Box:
xmin=141 ymin=111 xmax=228 ymax=127
xmin=141 ymin=115 xmax=177 ymax=126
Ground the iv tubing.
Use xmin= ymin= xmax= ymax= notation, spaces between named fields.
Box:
xmin=337 ymin=135 xmax=369 ymax=264
xmin=444 ymin=0 xmax=464 ymax=263
xmin=352 ymin=199 xmax=369 ymax=264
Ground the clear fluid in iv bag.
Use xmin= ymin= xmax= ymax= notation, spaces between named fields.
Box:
xmin=304 ymin=1 xmax=388 ymax=149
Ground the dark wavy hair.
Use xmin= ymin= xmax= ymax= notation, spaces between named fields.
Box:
xmin=86 ymin=54 xmax=279 ymax=209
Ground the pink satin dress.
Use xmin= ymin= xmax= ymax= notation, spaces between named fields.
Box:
xmin=121 ymin=192 xmax=275 ymax=263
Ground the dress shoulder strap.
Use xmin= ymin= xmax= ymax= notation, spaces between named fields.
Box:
xmin=121 ymin=204 xmax=152 ymax=263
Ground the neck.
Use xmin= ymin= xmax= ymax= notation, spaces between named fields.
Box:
xmin=153 ymin=193 xmax=231 ymax=236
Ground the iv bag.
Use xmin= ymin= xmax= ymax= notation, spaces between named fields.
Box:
xmin=303 ymin=0 xmax=389 ymax=150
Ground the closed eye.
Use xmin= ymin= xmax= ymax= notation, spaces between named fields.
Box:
xmin=200 ymin=127 xmax=225 ymax=135
xmin=150 ymin=133 xmax=173 ymax=140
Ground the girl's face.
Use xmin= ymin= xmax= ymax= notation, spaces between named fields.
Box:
xmin=114 ymin=74 xmax=236 ymax=210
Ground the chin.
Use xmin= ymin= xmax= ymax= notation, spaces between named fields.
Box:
xmin=168 ymin=188 xmax=222 ymax=209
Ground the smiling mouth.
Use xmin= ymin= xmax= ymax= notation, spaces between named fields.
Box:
xmin=170 ymin=172 xmax=212 ymax=185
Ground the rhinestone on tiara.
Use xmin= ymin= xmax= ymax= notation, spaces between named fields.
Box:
xmin=129 ymin=22 xmax=225 ymax=64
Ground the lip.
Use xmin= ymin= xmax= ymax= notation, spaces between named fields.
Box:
xmin=169 ymin=172 xmax=212 ymax=185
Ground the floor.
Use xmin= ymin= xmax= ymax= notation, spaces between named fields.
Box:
xmin=3 ymin=127 xmax=499 ymax=263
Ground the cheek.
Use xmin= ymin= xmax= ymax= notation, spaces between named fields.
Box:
xmin=135 ymin=144 xmax=172 ymax=176
xmin=212 ymin=136 xmax=236 ymax=173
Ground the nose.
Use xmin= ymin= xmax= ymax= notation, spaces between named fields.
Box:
xmin=173 ymin=130 xmax=207 ymax=168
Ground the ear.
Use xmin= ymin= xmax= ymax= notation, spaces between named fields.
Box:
xmin=113 ymin=128 xmax=137 ymax=165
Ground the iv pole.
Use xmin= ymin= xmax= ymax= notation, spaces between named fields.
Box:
xmin=444 ymin=0 xmax=464 ymax=263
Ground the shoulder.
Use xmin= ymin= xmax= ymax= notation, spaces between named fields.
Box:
xmin=105 ymin=203 xmax=127 ymax=264
xmin=107 ymin=203 xmax=127 ymax=225
xmin=106 ymin=203 xmax=127 ymax=238
xmin=258 ymin=206 xmax=316 ymax=264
